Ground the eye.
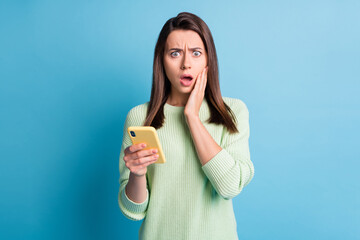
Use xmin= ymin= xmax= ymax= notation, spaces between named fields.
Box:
xmin=193 ymin=51 xmax=201 ymax=57
xmin=170 ymin=51 xmax=180 ymax=57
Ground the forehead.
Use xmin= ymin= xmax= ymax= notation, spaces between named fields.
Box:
xmin=165 ymin=30 xmax=205 ymax=49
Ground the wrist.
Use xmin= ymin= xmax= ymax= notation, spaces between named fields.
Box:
xmin=185 ymin=113 xmax=199 ymax=120
xmin=131 ymin=172 xmax=146 ymax=178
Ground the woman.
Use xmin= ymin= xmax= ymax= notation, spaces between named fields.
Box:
xmin=118 ymin=12 xmax=254 ymax=240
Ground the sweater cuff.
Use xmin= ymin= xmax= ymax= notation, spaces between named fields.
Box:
xmin=120 ymin=187 xmax=149 ymax=213
xmin=201 ymin=148 xmax=235 ymax=182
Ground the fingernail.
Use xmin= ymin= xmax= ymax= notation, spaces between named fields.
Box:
xmin=152 ymin=149 xmax=158 ymax=153
xmin=142 ymin=143 xmax=146 ymax=148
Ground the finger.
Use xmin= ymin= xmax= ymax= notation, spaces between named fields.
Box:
xmin=130 ymin=154 xmax=159 ymax=167
xmin=133 ymin=158 xmax=158 ymax=172
xmin=125 ymin=142 xmax=146 ymax=155
xmin=193 ymin=69 xmax=202 ymax=92
xmin=201 ymin=67 xmax=208 ymax=92
xmin=141 ymin=157 xmax=158 ymax=167
xmin=200 ymin=67 xmax=206 ymax=91
xmin=124 ymin=148 xmax=158 ymax=163
xmin=196 ymin=67 xmax=205 ymax=93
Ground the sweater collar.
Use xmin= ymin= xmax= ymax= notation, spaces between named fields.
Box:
xmin=164 ymin=98 xmax=208 ymax=114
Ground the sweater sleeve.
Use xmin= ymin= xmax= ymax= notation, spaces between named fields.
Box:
xmin=118 ymin=109 xmax=149 ymax=221
xmin=201 ymin=99 xmax=255 ymax=200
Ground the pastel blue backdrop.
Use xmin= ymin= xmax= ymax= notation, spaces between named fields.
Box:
xmin=1 ymin=0 xmax=359 ymax=239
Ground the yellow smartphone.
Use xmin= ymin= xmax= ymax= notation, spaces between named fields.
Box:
xmin=127 ymin=126 xmax=166 ymax=164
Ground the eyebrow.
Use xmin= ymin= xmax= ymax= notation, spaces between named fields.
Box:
xmin=168 ymin=47 xmax=203 ymax=52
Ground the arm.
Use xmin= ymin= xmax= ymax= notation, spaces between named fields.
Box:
xmin=118 ymin=110 xmax=149 ymax=221
xmin=185 ymin=100 xmax=254 ymax=200
xmin=185 ymin=114 xmax=222 ymax=167
xmin=125 ymin=173 xmax=148 ymax=204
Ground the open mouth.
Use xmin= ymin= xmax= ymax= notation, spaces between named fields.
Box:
xmin=180 ymin=74 xmax=194 ymax=87
xmin=181 ymin=77 xmax=193 ymax=81
xmin=180 ymin=74 xmax=193 ymax=81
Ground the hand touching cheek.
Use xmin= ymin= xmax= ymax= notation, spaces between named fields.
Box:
xmin=184 ymin=66 xmax=208 ymax=117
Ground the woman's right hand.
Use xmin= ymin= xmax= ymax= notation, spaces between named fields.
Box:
xmin=123 ymin=143 xmax=159 ymax=177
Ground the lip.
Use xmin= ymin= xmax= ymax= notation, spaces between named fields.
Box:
xmin=180 ymin=79 xmax=193 ymax=87
xmin=180 ymin=74 xmax=193 ymax=80
xmin=179 ymin=74 xmax=193 ymax=87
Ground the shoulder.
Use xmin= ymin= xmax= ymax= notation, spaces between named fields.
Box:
xmin=125 ymin=101 xmax=149 ymax=125
xmin=127 ymin=101 xmax=149 ymax=116
xmin=222 ymin=96 xmax=249 ymax=114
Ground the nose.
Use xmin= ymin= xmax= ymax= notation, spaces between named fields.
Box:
xmin=181 ymin=51 xmax=191 ymax=70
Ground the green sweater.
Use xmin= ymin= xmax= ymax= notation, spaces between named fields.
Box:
xmin=118 ymin=97 xmax=254 ymax=240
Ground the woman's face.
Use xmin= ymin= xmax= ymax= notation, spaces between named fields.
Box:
xmin=163 ymin=29 xmax=208 ymax=96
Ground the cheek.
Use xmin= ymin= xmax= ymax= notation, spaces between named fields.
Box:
xmin=163 ymin=62 xmax=176 ymax=82
xmin=164 ymin=60 xmax=178 ymax=76
xmin=195 ymin=57 xmax=207 ymax=68
xmin=163 ymin=60 xmax=171 ymax=74
xmin=195 ymin=65 xmax=205 ymax=76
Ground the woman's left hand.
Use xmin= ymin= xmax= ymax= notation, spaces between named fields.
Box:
xmin=184 ymin=66 xmax=208 ymax=117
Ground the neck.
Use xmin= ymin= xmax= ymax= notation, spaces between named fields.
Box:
xmin=166 ymin=93 xmax=190 ymax=106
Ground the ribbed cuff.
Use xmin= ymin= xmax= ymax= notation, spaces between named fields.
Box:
xmin=201 ymin=149 xmax=235 ymax=183
xmin=120 ymin=187 xmax=149 ymax=213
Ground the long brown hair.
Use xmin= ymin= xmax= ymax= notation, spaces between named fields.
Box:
xmin=143 ymin=12 xmax=239 ymax=134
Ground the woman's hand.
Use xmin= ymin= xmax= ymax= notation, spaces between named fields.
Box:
xmin=123 ymin=143 xmax=159 ymax=177
xmin=184 ymin=66 xmax=208 ymax=117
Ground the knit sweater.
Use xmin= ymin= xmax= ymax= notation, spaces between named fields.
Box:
xmin=118 ymin=96 xmax=254 ymax=240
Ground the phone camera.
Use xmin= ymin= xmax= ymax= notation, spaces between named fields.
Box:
xmin=130 ymin=131 xmax=136 ymax=137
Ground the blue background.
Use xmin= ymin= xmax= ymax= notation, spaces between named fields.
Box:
xmin=1 ymin=0 xmax=359 ymax=239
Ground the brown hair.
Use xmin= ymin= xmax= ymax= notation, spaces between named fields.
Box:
xmin=143 ymin=12 xmax=239 ymax=134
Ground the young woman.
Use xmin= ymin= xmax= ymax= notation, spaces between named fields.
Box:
xmin=118 ymin=12 xmax=254 ymax=240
